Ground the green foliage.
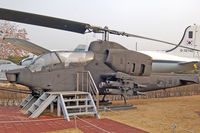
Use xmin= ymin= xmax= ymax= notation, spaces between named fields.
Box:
xmin=6 ymin=55 xmax=28 ymax=65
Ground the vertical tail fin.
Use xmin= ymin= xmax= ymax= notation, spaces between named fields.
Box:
xmin=167 ymin=24 xmax=200 ymax=58
xmin=74 ymin=44 xmax=87 ymax=51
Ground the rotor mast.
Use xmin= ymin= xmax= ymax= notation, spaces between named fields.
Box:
xmin=102 ymin=26 xmax=109 ymax=41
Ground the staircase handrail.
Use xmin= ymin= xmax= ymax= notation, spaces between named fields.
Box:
xmin=76 ymin=71 xmax=99 ymax=110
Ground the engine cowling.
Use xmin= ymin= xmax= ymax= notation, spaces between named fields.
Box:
xmin=105 ymin=49 xmax=152 ymax=76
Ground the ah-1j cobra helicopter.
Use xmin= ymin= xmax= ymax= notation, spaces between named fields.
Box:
xmin=0 ymin=8 xmax=200 ymax=103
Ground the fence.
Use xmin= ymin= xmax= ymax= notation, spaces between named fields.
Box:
xmin=74 ymin=115 xmax=111 ymax=133
xmin=0 ymin=83 xmax=28 ymax=105
xmin=1 ymin=83 xmax=200 ymax=106
xmin=71 ymin=108 xmax=196 ymax=133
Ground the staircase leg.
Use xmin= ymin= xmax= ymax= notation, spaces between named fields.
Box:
xmin=50 ymin=102 xmax=54 ymax=113
xmin=59 ymin=94 xmax=70 ymax=121
xmin=57 ymin=97 xmax=61 ymax=117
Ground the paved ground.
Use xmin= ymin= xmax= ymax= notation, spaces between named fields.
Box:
xmin=0 ymin=106 xmax=148 ymax=133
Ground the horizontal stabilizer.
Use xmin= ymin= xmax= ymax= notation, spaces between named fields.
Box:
xmin=179 ymin=61 xmax=199 ymax=65
xmin=179 ymin=61 xmax=200 ymax=70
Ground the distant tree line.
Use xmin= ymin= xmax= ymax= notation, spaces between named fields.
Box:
xmin=6 ymin=55 xmax=28 ymax=65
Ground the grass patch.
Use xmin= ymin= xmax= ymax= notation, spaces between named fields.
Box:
xmin=101 ymin=95 xmax=200 ymax=133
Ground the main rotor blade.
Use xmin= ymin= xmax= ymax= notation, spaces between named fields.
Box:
xmin=0 ymin=8 xmax=89 ymax=34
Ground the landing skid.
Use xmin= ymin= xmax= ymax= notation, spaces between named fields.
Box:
xmin=100 ymin=94 xmax=127 ymax=105
xmin=99 ymin=100 xmax=112 ymax=106
xmin=99 ymin=104 xmax=136 ymax=111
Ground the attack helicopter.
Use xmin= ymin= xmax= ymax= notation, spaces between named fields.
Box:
xmin=0 ymin=8 xmax=200 ymax=103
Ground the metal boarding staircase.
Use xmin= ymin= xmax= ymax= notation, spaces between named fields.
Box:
xmin=21 ymin=91 xmax=99 ymax=121
xmin=20 ymin=71 xmax=100 ymax=121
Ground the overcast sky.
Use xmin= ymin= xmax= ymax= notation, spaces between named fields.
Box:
xmin=0 ymin=0 xmax=200 ymax=51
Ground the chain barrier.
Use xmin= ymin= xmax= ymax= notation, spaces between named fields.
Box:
xmin=75 ymin=115 xmax=110 ymax=133
xmin=177 ymin=126 xmax=194 ymax=133
xmin=104 ymin=107 xmax=195 ymax=133
xmin=0 ymin=107 xmax=195 ymax=133
xmin=0 ymin=118 xmax=64 ymax=124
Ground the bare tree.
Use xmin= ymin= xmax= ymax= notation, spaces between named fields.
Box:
xmin=0 ymin=21 xmax=28 ymax=39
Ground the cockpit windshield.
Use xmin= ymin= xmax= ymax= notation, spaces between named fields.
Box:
xmin=57 ymin=51 xmax=94 ymax=66
xmin=29 ymin=52 xmax=60 ymax=72
xmin=28 ymin=51 xmax=94 ymax=72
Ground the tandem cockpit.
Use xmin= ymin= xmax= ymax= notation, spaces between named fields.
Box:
xmin=28 ymin=51 xmax=94 ymax=72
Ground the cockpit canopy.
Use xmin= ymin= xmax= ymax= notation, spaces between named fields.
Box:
xmin=28 ymin=51 xmax=94 ymax=72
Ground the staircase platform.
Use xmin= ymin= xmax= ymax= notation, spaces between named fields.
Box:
xmin=47 ymin=91 xmax=89 ymax=95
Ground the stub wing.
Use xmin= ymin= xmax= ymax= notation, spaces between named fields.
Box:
xmin=3 ymin=38 xmax=50 ymax=55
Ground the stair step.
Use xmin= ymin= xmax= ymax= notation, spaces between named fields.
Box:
xmin=39 ymin=94 xmax=50 ymax=100
xmin=20 ymin=94 xmax=34 ymax=107
xmin=64 ymin=98 xmax=91 ymax=102
xmin=21 ymin=100 xmax=28 ymax=106
xmin=34 ymin=104 xmax=40 ymax=107
xmin=39 ymin=98 xmax=47 ymax=101
xmin=68 ymin=112 xmax=95 ymax=116
xmin=66 ymin=105 xmax=93 ymax=109
xmin=28 ymin=110 xmax=34 ymax=114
